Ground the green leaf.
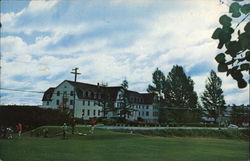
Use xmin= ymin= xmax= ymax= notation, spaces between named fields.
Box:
xmin=225 ymin=41 xmax=241 ymax=57
xmin=217 ymin=26 xmax=234 ymax=49
xmin=212 ymin=28 xmax=222 ymax=39
xmin=219 ymin=15 xmax=232 ymax=27
xmin=223 ymin=26 xmax=234 ymax=34
xmin=240 ymin=63 xmax=250 ymax=70
xmin=218 ymin=63 xmax=228 ymax=72
xmin=239 ymin=33 xmax=250 ymax=49
xmin=232 ymin=12 xmax=241 ymax=18
xmin=230 ymin=2 xmax=241 ymax=18
xmin=231 ymin=69 xmax=243 ymax=80
xmin=244 ymin=22 xmax=250 ymax=34
xmin=215 ymin=53 xmax=226 ymax=63
xmin=241 ymin=4 xmax=250 ymax=14
xmin=237 ymin=79 xmax=247 ymax=88
xmin=246 ymin=51 xmax=250 ymax=61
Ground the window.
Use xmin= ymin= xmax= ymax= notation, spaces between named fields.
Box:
xmin=88 ymin=101 xmax=90 ymax=106
xmin=82 ymin=109 xmax=85 ymax=116
xmin=70 ymin=91 xmax=74 ymax=96
xmin=98 ymin=110 xmax=101 ymax=116
xmin=83 ymin=100 xmax=85 ymax=106
xmin=87 ymin=110 xmax=90 ymax=116
xmin=138 ymin=112 xmax=140 ymax=116
xmin=70 ymin=100 xmax=73 ymax=105
xmin=46 ymin=101 xmax=49 ymax=105
xmin=56 ymin=100 xmax=59 ymax=105
xmin=146 ymin=111 xmax=149 ymax=116
xmin=142 ymin=112 xmax=144 ymax=116
xmin=146 ymin=105 xmax=149 ymax=109
xmin=93 ymin=110 xmax=96 ymax=116
xmin=85 ymin=91 xmax=88 ymax=97
xmin=57 ymin=91 xmax=60 ymax=96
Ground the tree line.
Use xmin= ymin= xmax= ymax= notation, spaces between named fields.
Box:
xmin=147 ymin=65 xmax=227 ymax=124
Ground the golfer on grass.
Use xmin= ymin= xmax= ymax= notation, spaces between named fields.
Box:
xmin=62 ymin=123 xmax=68 ymax=139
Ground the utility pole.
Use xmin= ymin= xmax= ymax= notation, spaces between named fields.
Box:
xmin=71 ymin=68 xmax=81 ymax=118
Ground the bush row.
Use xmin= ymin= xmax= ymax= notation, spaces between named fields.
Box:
xmin=96 ymin=118 xmax=219 ymax=127
xmin=115 ymin=129 xmax=249 ymax=140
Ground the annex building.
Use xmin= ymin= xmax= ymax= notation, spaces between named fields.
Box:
xmin=42 ymin=80 xmax=159 ymax=122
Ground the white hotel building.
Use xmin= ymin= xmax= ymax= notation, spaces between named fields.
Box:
xmin=42 ymin=80 xmax=159 ymax=122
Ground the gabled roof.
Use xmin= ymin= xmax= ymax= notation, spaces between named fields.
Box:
xmin=66 ymin=80 xmax=122 ymax=101
xmin=42 ymin=80 xmax=155 ymax=104
xmin=42 ymin=88 xmax=55 ymax=101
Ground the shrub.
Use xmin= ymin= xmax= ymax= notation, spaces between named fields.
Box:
xmin=123 ymin=129 xmax=248 ymax=140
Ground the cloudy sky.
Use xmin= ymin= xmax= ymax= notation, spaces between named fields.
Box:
xmin=1 ymin=0 xmax=249 ymax=105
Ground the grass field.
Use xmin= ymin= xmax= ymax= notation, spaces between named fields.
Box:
xmin=0 ymin=126 xmax=249 ymax=161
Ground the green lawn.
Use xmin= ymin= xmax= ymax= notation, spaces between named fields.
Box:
xmin=0 ymin=126 xmax=248 ymax=161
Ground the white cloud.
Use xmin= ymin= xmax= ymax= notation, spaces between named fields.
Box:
xmin=27 ymin=0 xmax=60 ymax=13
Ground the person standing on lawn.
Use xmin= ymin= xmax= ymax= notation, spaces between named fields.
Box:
xmin=16 ymin=123 xmax=23 ymax=137
xmin=90 ymin=118 xmax=97 ymax=134
xmin=62 ymin=123 xmax=68 ymax=139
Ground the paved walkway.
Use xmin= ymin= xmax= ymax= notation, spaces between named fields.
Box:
xmin=96 ymin=126 xmax=249 ymax=130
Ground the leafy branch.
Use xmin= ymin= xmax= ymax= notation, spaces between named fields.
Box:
xmin=212 ymin=0 xmax=250 ymax=88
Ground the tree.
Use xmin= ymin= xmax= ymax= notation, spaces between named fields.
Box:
xmin=147 ymin=68 xmax=167 ymax=123
xmin=230 ymin=104 xmax=250 ymax=126
xmin=147 ymin=68 xmax=166 ymax=99
xmin=201 ymin=70 xmax=226 ymax=122
xmin=118 ymin=79 xmax=133 ymax=120
xmin=163 ymin=65 xmax=198 ymax=123
xmin=212 ymin=0 xmax=250 ymax=88
xmin=95 ymin=82 xmax=115 ymax=118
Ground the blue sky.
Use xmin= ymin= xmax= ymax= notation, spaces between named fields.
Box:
xmin=0 ymin=0 xmax=249 ymax=105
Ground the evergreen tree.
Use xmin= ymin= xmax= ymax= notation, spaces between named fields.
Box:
xmin=118 ymin=79 xmax=133 ymax=120
xmin=147 ymin=68 xmax=167 ymax=122
xmin=164 ymin=65 xmax=198 ymax=108
xmin=201 ymin=70 xmax=226 ymax=122
xmin=163 ymin=65 xmax=198 ymax=123
xmin=147 ymin=68 xmax=166 ymax=99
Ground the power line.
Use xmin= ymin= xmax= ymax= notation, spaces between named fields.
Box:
xmin=0 ymin=88 xmax=44 ymax=93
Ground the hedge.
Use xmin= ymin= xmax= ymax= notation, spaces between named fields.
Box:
xmin=0 ymin=105 xmax=70 ymax=130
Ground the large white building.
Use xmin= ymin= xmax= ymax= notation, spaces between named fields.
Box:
xmin=42 ymin=80 xmax=159 ymax=122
